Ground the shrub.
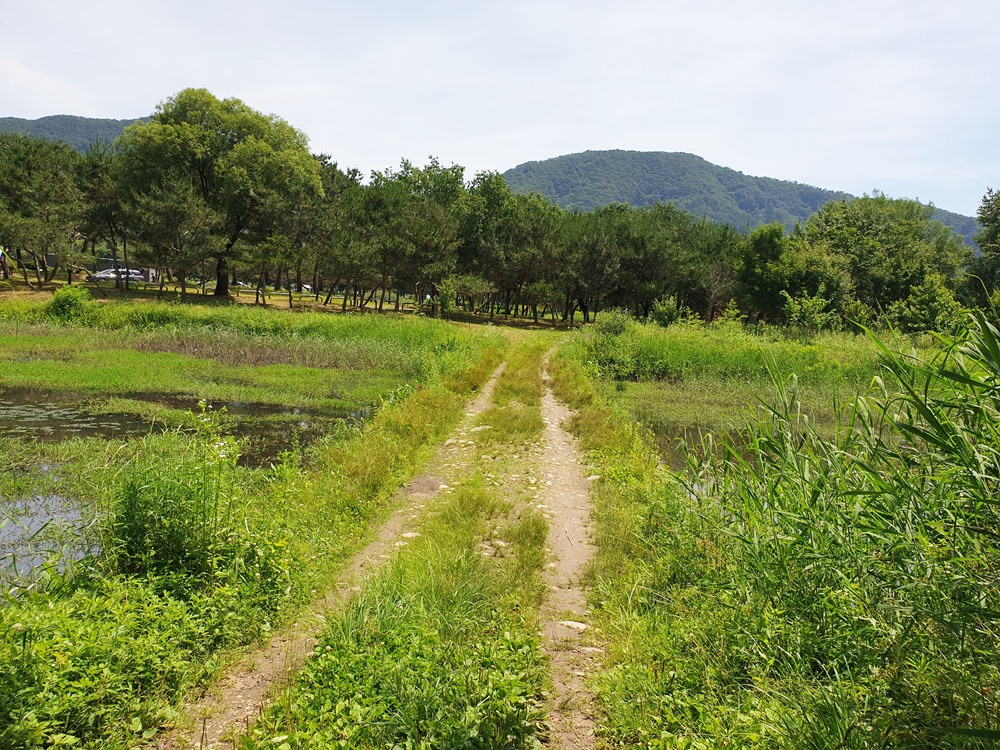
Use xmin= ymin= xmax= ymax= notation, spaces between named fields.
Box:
xmin=593 ymin=308 xmax=635 ymax=337
xmin=888 ymin=272 xmax=965 ymax=333
xmin=781 ymin=286 xmax=840 ymax=335
xmin=46 ymin=286 xmax=92 ymax=322
xmin=649 ymin=295 xmax=694 ymax=327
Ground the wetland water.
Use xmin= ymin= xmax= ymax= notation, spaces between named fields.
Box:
xmin=652 ymin=423 xmax=751 ymax=471
xmin=0 ymin=493 xmax=98 ymax=589
xmin=0 ymin=390 xmax=370 ymax=466
xmin=0 ymin=391 xmax=371 ymax=588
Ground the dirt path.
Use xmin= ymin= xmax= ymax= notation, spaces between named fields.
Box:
xmin=538 ymin=368 xmax=599 ymax=749
xmin=156 ymin=364 xmax=506 ymax=750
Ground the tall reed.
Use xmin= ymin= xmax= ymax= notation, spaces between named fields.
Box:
xmin=552 ymin=311 xmax=1000 ymax=748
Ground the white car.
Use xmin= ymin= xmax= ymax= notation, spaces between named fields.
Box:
xmin=90 ymin=268 xmax=144 ymax=282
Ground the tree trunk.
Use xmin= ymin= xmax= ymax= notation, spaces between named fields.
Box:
xmin=28 ymin=250 xmax=44 ymax=288
xmin=362 ymin=284 xmax=381 ymax=310
xmin=214 ymin=253 xmax=231 ymax=297
xmin=324 ymin=278 xmax=339 ymax=306
xmin=256 ymin=271 xmax=268 ymax=306
xmin=122 ymin=239 xmax=132 ymax=292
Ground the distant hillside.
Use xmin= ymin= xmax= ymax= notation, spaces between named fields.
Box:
xmin=503 ymin=150 xmax=979 ymax=245
xmin=0 ymin=115 xmax=147 ymax=152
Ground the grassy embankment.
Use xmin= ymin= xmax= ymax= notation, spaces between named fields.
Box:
xmin=241 ymin=335 xmax=557 ymax=749
xmin=0 ymin=292 xmax=505 ymax=749
xmin=550 ymin=314 xmax=1000 ymax=748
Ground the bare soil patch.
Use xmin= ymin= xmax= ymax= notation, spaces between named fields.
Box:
xmin=538 ymin=369 xmax=600 ymax=749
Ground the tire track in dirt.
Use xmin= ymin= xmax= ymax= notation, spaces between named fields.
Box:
xmin=538 ymin=366 xmax=600 ymax=750
xmin=156 ymin=363 xmax=506 ymax=750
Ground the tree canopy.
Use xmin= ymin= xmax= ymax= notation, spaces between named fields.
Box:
xmin=116 ymin=88 xmax=322 ymax=295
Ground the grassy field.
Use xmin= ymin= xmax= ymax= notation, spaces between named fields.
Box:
xmin=4 ymin=286 xmax=1000 ymax=749
xmin=569 ymin=313 xmax=925 ymax=467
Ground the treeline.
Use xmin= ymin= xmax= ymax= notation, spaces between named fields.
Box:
xmin=2 ymin=88 xmax=999 ymax=332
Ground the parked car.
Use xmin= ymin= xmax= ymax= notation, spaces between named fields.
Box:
xmin=89 ymin=268 xmax=144 ymax=282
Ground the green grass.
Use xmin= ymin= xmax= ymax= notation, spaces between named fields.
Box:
xmin=243 ymin=485 xmax=548 ymax=750
xmin=0 ymin=301 xmax=507 ymax=749
xmin=550 ymin=313 xmax=1000 ymax=748
xmin=581 ymin=315 xmax=886 ymax=385
xmin=242 ymin=339 xmax=553 ymax=750
xmin=573 ymin=316 xmax=922 ymax=468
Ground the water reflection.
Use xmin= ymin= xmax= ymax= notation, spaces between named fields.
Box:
xmin=1 ymin=494 xmax=99 ymax=590
xmin=0 ymin=390 xmax=371 ymax=467
xmin=0 ymin=397 xmax=156 ymax=440
xmin=652 ymin=422 xmax=754 ymax=472
xmin=0 ymin=392 xmax=372 ymax=589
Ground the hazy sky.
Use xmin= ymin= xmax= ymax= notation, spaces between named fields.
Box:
xmin=3 ymin=0 xmax=997 ymax=216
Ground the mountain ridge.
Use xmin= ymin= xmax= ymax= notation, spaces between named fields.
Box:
xmin=502 ymin=149 xmax=980 ymax=245
xmin=0 ymin=114 xmax=149 ymax=152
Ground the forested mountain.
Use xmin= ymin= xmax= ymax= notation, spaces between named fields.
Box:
xmin=0 ymin=115 xmax=146 ymax=152
xmin=503 ymin=150 xmax=979 ymax=245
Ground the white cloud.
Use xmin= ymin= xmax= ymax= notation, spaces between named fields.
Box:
xmin=2 ymin=0 xmax=997 ymax=215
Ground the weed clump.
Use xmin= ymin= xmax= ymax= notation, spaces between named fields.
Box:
xmin=46 ymin=285 xmax=93 ymax=322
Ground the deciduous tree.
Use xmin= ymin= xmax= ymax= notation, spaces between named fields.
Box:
xmin=115 ymin=88 xmax=322 ymax=296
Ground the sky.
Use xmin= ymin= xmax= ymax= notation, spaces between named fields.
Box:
xmin=2 ymin=0 xmax=997 ymax=217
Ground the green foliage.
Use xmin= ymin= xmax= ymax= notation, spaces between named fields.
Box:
xmin=0 ymin=133 xmax=82 ymax=287
xmin=116 ymin=88 xmax=322 ymax=295
xmin=45 ymin=286 xmax=92 ymax=322
xmin=888 ymin=272 xmax=966 ymax=333
xmin=714 ymin=298 xmax=742 ymax=325
xmin=552 ymin=311 xmax=1000 ymax=748
xmin=0 ymin=299 xmax=502 ymax=388
xmin=968 ymin=187 xmax=1000 ymax=301
xmin=840 ymin=296 xmax=876 ymax=330
xmin=581 ymin=318 xmax=878 ymax=385
xmin=0 ymin=115 xmax=145 ymax=153
xmin=649 ymin=295 xmax=694 ymax=327
xmin=0 ymin=430 xmax=298 ymax=750
xmin=1 ymin=579 xmax=204 ymax=749
xmin=503 ymin=150 xmax=854 ymax=229
xmin=0 ymin=303 xmax=506 ymax=749
xmin=594 ymin=308 xmax=636 ymax=338
xmin=795 ymin=192 xmax=971 ymax=312
xmin=502 ymin=150 xmax=981 ymax=246
xmin=780 ymin=286 xmax=840 ymax=335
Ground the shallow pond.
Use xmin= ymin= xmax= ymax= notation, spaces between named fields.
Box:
xmin=652 ymin=422 xmax=754 ymax=472
xmin=0 ymin=396 xmax=156 ymax=439
xmin=0 ymin=390 xmax=371 ymax=467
